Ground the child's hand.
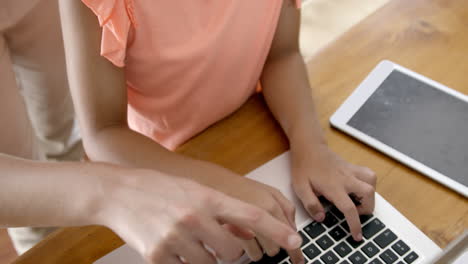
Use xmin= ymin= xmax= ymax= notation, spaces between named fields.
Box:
xmin=97 ymin=168 xmax=303 ymax=264
xmin=290 ymin=144 xmax=376 ymax=241
xmin=203 ymin=172 xmax=305 ymax=264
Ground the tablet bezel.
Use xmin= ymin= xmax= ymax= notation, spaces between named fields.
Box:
xmin=330 ymin=60 xmax=468 ymax=198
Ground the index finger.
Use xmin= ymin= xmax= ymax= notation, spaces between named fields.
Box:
xmin=215 ymin=194 xmax=302 ymax=251
xmin=266 ymin=207 xmax=304 ymax=264
xmin=329 ymin=191 xmax=362 ymax=242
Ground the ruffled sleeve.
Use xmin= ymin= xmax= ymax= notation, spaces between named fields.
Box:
xmin=82 ymin=0 xmax=136 ymax=67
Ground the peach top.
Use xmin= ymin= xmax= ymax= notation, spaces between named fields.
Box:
xmin=83 ymin=0 xmax=300 ymax=150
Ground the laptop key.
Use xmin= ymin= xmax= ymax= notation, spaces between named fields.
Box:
xmin=361 ymin=241 xmax=379 ymax=258
xmin=362 ymin=218 xmax=386 ymax=239
xmin=404 ymin=252 xmax=419 ymax=264
xmin=329 ymin=226 xmax=347 ymax=241
xmin=341 ymin=221 xmax=350 ymax=232
xmin=323 ymin=212 xmax=339 ymax=228
xmin=368 ymin=259 xmax=384 ymax=264
xmin=374 ymin=229 xmax=397 ymax=249
xmin=339 ymin=214 xmax=372 ymax=230
xmin=299 ymin=231 xmax=310 ymax=247
xmin=321 ymin=251 xmax=340 ymax=264
xmin=379 ymin=249 xmax=398 ymax=264
xmin=359 ymin=214 xmax=373 ymax=224
xmin=339 ymin=261 xmax=351 ymax=264
xmin=333 ymin=241 xmax=352 ymax=257
xmin=348 ymin=251 xmax=367 ymax=264
xmin=346 ymin=235 xmax=364 ymax=248
xmin=330 ymin=206 xmax=345 ymax=220
xmin=317 ymin=234 xmax=334 ymax=250
xmin=311 ymin=260 xmax=322 ymax=264
xmin=391 ymin=240 xmax=410 ymax=256
xmin=303 ymin=243 xmax=321 ymax=260
xmin=304 ymin=222 xmax=326 ymax=239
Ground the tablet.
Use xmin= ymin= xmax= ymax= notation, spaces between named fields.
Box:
xmin=330 ymin=60 xmax=468 ymax=197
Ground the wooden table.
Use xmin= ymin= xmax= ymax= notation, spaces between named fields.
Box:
xmin=14 ymin=0 xmax=468 ymax=262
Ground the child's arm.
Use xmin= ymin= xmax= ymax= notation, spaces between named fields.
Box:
xmin=260 ymin=1 xmax=377 ymax=241
xmin=58 ymin=0 xmax=304 ymax=262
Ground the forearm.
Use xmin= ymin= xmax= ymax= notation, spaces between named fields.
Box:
xmin=83 ymin=125 xmax=233 ymax=187
xmin=0 ymin=154 xmax=105 ymax=228
xmin=261 ymin=51 xmax=326 ymax=155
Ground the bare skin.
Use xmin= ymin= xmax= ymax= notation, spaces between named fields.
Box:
xmin=261 ymin=1 xmax=377 ymax=242
xmin=59 ymin=0 xmax=376 ymax=263
xmin=0 ymin=153 xmax=302 ymax=264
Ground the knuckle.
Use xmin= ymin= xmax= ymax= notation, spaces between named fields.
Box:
xmin=368 ymin=171 xmax=377 ymax=184
xmin=160 ymin=229 xmax=179 ymax=246
xmin=181 ymin=212 xmax=200 ymax=228
xmin=266 ymin=201 xmax=281 ymax=215
xmin=177 ymin=208 xmax=201 ymax=228
xmin=201 ymin=189 xmax=218 ymax=206
xmin=246 ymin=207 xmax=265 ymax=225
xmin=363 ymin=167 xmax=377 ymax=184
xmin=363 ymin=184 xmax=376 ymax=196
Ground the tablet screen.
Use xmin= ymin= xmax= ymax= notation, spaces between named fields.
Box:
xmin=348 ymin=70 xmax=468 ymax=187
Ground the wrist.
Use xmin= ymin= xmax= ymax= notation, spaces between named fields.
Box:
xmin=289 ymin=126 xmax=326 ymax=155
xmin=288 ymin=130 xmax=334 ymax=177
xmin=72 ymin=163 xmax=122 ymax=228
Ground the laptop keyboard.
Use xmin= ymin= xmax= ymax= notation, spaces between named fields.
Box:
xmin=250 ymin=206 xmax=419 ymax=264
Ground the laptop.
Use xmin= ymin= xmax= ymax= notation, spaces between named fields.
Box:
xmin=95 ymin=152 xmax=450 ymax=264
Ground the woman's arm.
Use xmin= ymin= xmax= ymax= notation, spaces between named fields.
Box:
xmin=0 ymin=153 xmax=303 ymax=263
xmin=261 ymin=1 xmax=377 ymax=241
xmin=0 ymin=154 xmax=101 ymax=228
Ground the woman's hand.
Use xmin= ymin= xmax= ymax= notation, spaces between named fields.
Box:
xmin=95 ymin=167 xmax=303 ymax=264
xmin=290 ymin=143 xmax=377 ymax=241
xmin=209 ymin=174 xmax=305 ymax=264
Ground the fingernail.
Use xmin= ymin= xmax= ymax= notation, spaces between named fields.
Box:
xmin=313 ymin=212 xmax=325 ymax=222
xmin=288 ymin=234 xmax=302 ymax=248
